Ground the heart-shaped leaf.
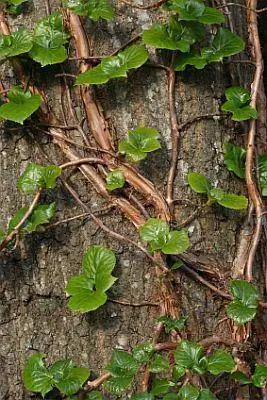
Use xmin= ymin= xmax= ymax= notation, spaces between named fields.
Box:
xmin=221 ymin=87 xmax=257 ymax=121
xmin=22 ymin=354 xmax=54 ymax=397
xmin=0 ymin=27 xmax=32 ymax=60
xmin=107 ymin=349 xmax=140 ymax=377
xmin=0 ymin=86 xmax=41 ymax=124
xmin=50 ymin=360 xmax=90 ymax=396
xmin=174 ymin=340 xmax=206 ymax=375
xmin=207 ymin=349 xmax=235 ymax=375
xmin=202 ymin=28 xmax=245 ymax=62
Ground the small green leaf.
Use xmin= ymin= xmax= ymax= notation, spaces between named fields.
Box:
xmin=107 ymin=349 xmax=139 ymax=377
xmin=151 ymin=379 xmax=175 ymax=396
xmin=66 ymin=246 xmax=117 ymax=313
xmin=29 ymin=12 xmax=69 ymax=66
xmin=202 ymin=28 xmax=245 ymax=62
xmin=132 ymin=393 xmax=154 ymax=400
xmin=8 ymin=206 xmax=27 ymax=232
xmin=42 ymin=165 xmax=62 ymax=189
xmin=85 ymin=391 xmax=103 ymax=400
xmin=252 ymin=364 xmax=267 ymax=387
xmin=142 ymin=17 xmax=204 ymax=52
xmin=221 ymin=87 xmax=257 ymax=121
xmin=132 ymin=343 xmax=154 ymax=364
xmin=17 ymin=163 xmax=44 ymax=194
xmin=172 ymin=365 xmax=186 ymax=380
xmin=104 ymin=376 xmax=133 ymax=394
xmin=22 ymin=354 xmax=54 ymax=397
xmin=259 ymin=154 xmax=267 ymax=196
xmin=231 ymin=371 xmax=251 ymax=384
xmin=0 ymin=27 xmax=32 ymax=60
xmin=198 ymin=389 xmax=218 ymax=400
xmin=226 ymin=279 xmax=259 ymax=324
xmin=118 ymin=126 xmax=161 ymax=163
xmin=0 ymin=86 xmax=41 ymax=124
xmin=174 ymin=340 xmax=206 ymax=375
xmin=216 ymin=193 xmax=248 ymax=210
xmin=173 ymin=50 xmax=208 ymax=71
xmin=149 ymin=354 xmax=170 ymax=373
xmin=76 ymin=45 xmax=148 ymax=85
xmin=162 ymin=229 xmax=190 ymax=254
xmin=178 ymin=384 xmax=199 ymax=400
xmin=223 ymin=142 xmax=246 ymax=179
xmin=187 ymin=172 xmax=211 ymax=194
xmin=50 ymin=360 xmax=90 ymax=396
xmin=157 ymin=315 xmax=187 ymax=333
xmin=207 ymin=349 xmax=235 ymax=375
xmin=139 ymin=218 xmax=169 ymax=251
xmin=23 ymin=203 xmax=56 ymax=233
xmin=171 ymin=260 xmax=183 ymax=269
xmin=209 ymin=188 xmax=224 ymax=202
xmin=106 ymin=170 xmax=125 ymax=191
xmin=63 ymin=0 xmax=114 ymax=21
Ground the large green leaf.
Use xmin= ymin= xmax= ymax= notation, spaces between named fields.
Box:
xmin=17 ymin=163 xmax=61 ymax=194
xmin=221 ymin=87 xmax=257 ymax=121
xmin=174 ymin=340 xmax=206 ymax=375
xmin=142 ymin=17 xmax=204 ymax=51
xmin=0 ymin=28 xmax=32 ymax=60
xmin=187 ymin=172 xmax=211 ymax=194
xmin=202 ymin=28 xmax=245 ymax=62
xmin=23 ymin=203 xmax=56 ymax=233
xmin=226 ymin=279 xmax=259 ymax=324
xmin=178 ymin=384 xmax=199 ymax=400
xmin=106 ymin=170 xmax=125 ymax=191
xmin=63 ymin=0 xmax=114 ymax=20
xmin=252 ymin=364 xmax=267 ymax=387
xmin=118 ymin=127 xmax=161 ymax=163
xmin=66 ymin=246 xmax=117 ymax=313
xmin=223 ymin=142 xmax=246 ymax=179
xmin=107 ymin=349 xmax=140 ymax=377
xmin=207 ymin=349 xmax=235 ymax=375
xmin=76 ymin=45 xmax=148 ymax=85
xmin=259 ymin=154 xmax=267 ymax=196
xmin=29 ymin=12 xmax=69 ymax=66
xmin=50 ymin=360 xmax=90 ymax=396
xmin=22 ymin=354 xmax=54 ymax=397
xmin=0 ymin=86 xmax=41 ymax=124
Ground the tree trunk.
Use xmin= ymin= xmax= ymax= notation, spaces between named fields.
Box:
xmin=0 ymin=1 xmax=266 ymax=399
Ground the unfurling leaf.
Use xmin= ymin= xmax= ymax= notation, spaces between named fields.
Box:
xmin=76 ymin=45 xmax=148 ymax=85
xmin=221 ymin=87 xmax=257 ymax=121
xmin=223 ymin=142 xmax=246 ymax=179
xmin=139 ymin=218 xmax=189 ymax=254
xmin=118 ymin=127 xmax=161 ymax=162
xmin=0 ymin=86 xmax=41 ymax=124
xmin=66 ymin=245 xmax=117 ymax=313
xmin=226 ymin=279 xmax=259 ymax=324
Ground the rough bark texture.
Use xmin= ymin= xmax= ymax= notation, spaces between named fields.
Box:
xmin=0 ymin=1 xmax=264 ymax=399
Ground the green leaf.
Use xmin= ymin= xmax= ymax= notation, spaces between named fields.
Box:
xmin=221 ymin=87 xmax=257 ymax=121
xmin=209 ymin=188 xmax=224 ymax=202
xmin=23 ymin=203 xmax=56 ymax=233
xmin=226 ymin=279 xmax=259 ymax=324
xmin=259 ymin=154 xmax=267 ymax=196
xmin=163 ymin=394 xmax=178 ymax=400
xmin=0 ymin=86 xmax=41 ymax=124
xmin=139 ymin=218 xmax=169 ymax=251
xmin=252 ymin=364 xmax=267 ymax=387
xmin=66 ymin=245 xmax=117 ymax=313
xmin=172 ymin=365 xmax=186 ymax=380
xmin=132 ymin=343 xmax=154 ymax=364
xmin=76 ymin=45 xmax=148 ymax=85
xmin=161 ymin=229 xmax=190 ymax=254
xmin=104 ymin=376 xmax=133 ymax=394
xmin=216 ymin=193 xmax=248 ymax=210
xmin=173 ymin=50 xmax=208 ymax=71
xmin=149 ymin=354 xmax=170 ymax=373
xmin=0 ymin=27 xmax=32 ymax=60
xmin=0 ymin=227 xmax=5 ymax=243
xmin=42 ymin=165 xmax=62 ymax=189
xmin=8 ymin=206 xmax=27 ymax=232
xmin=187 ymin=172 xmax=211 ymax=194
xmin=118 ymin=126 xmax=161 ymax=163
xmin=63 ymin=0 xmax=114 ymax=20
xmin=223 ymin=142 xmax=246 ymax=179
xmin=132 ymin=393 xmax=154 ymax=400
xmin=29 ymin=12 xmax=69 ymax=66
xmin=50 ymin=360 xmax=90 ymax=396
xmin=22 ymin=354 xmax=54 ymax=397
xmin=198 ymin=389 xmax=217 ymax=400
xmin=174 ymin=340 xmax=206 ymax=375
xmin=231 ymin=371 xmax=251 ymax=384
xmin=85 ymin=391 xmax=103 ymax=400
xmin=207 ymin=349 xmax=235 ymax=375
xmin=157 ymin=315 xmax=187 ymax=333
xmin=106 ymin=170 xmax=125 ymax=191
xmin=142 ymin=17 xmax=204 ymax=52
xmin=107 ymin=349 xmax=139 ymax=377
xmin=198 ymin=7 xmax=225 ymax=24
xmin=151 ymin=379 xmax=175 ymax=396
xmin=171 ymin=260 xmax=183 ymax=269
xmin=178 ymin=384 xmax=199 ymax=400
xmin=17 ymin=163 xmax=44 ymax=194
xmin=202 ymin=28 xmax=245 ymax=62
